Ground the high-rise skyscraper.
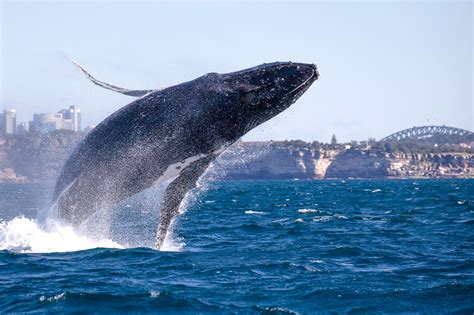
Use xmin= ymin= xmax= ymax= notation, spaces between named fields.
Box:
xmin=61 ymin=105 xmax=81 ymax=131
xmin=2 ymin=109 xmax=17 ymax=135
xmin=70 ymin=105 xmax=81 ymax=132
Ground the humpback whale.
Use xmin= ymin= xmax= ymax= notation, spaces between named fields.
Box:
xmin=53 ymin=61 xmax=319 ymax=248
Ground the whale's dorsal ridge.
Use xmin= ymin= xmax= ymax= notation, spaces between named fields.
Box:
xmin=72 ymin=60 xmax=155 ymax=97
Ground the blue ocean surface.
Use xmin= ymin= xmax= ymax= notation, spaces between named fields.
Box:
xmin=0 ymin=179 xmax=473 ymax=313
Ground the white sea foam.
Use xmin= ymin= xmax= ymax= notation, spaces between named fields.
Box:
xmin=39 ymin=292 xmax=66 ymax=302
xmin=297 ymin=209 xmax=319 ymax=213
xmin=245 ymin=210 xmax=266 ymax=215
xmin=149 ymin=290 xmax=161 ymax=298
xmin=0 ymin=216 xmax=122 ymax=253
xmin=313 ymin=216 xmax=333 ymax=222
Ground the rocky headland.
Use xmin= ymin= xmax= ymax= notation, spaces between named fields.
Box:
xmin=0 ymin=132 xmax=472 ymax=183
xmin=0 ymin=131 xmax=82 ymax=183
xmin=214 ymin=141 xmax=473 ymax=180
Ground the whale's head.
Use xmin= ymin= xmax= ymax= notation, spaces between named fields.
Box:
xmin=191 ymin=62 xmax=319 ymax=146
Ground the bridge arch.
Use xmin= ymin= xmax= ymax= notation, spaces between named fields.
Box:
xmin=380 ymin=125 xmax=473 ymax=142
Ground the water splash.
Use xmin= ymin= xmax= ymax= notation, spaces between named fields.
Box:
xmin=0 ymin=216 xmax=122 ymax=253
xmin=204 ymin=141 xmax=271 ymax=180
xmin=160 ymin=226 xmax=185 ymax=252
xmin=1 ymin=142 xmax=266 ymax=254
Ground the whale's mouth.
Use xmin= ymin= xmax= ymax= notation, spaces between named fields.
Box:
xmin=222 ymin=62 xmax=319 ymax=112
xmin=245 ymin=63 xmax=319 ymax=99
xmin=259 ymin=63 xmax=318 ymax=110
xmin=240 ymin=63 xmax=319 ymax=134
xmin=282 ymin=64 xmax=319 ymax=100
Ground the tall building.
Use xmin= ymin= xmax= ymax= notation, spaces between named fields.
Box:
xmin=69 ymin=105 xmax=81 ymax=132
xmin=30 ymin=105 xmax=82 ymax=133
xmin=2 ymin=109 xmax=17 ymax=135
xmin=30 ymin=113 xmax=63 ymax=132
xmin=59 ymin=105 xmax=81 ymax=132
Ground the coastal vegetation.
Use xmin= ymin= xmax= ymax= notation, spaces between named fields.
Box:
xmin=0 ymin=130 xmax=472 ymax=182
xmin=275 ymin=132 xmax=474 ymax=154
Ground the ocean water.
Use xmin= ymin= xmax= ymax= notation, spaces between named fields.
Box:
xmin=0 ymin=179 xmax=473 ymax=313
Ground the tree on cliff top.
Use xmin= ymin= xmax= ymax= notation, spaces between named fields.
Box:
xmin=331 ymin=134 xmax=338 ymax=146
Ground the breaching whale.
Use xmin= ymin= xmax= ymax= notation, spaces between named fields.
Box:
xmin=52 ymin=61 xmax=319 ymax=248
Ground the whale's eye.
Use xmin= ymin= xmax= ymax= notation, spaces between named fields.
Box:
xmin=235 ymin=86 xmax=251 ymax=102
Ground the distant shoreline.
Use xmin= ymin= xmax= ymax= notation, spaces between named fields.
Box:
xmin=0 ymin=131 xmax=473 ymax=183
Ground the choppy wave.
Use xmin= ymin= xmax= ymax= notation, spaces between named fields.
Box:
xmin=0 ymin=179 xmax=473 ymax=313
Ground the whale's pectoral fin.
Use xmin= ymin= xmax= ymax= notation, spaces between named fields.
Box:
xmin=155 ymin=155 xmax=215 ymax=249
xmin=72 ymin=60 xmax=155 ymax=97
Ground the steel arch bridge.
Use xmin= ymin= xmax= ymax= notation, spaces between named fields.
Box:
xmin=380 ymin=125 xmax=473 ymax=142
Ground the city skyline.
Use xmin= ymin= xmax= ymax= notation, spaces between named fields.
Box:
xmin=1 ymin=1 xmax=472 ymax=142
xmin=0 ymin=106 xmax=83 ymax=135
xmin=2 ymin=105 xmax=473 ymax=147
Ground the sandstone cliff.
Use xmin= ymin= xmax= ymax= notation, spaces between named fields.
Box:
xmin=0 ymin=134 xmax=472 ymax=183
xmin=216 ymin=142 xmax=474 ymax=179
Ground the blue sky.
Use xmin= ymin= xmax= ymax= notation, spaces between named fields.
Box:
xmin=1 ymin=1 xmax=472 ymax=142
